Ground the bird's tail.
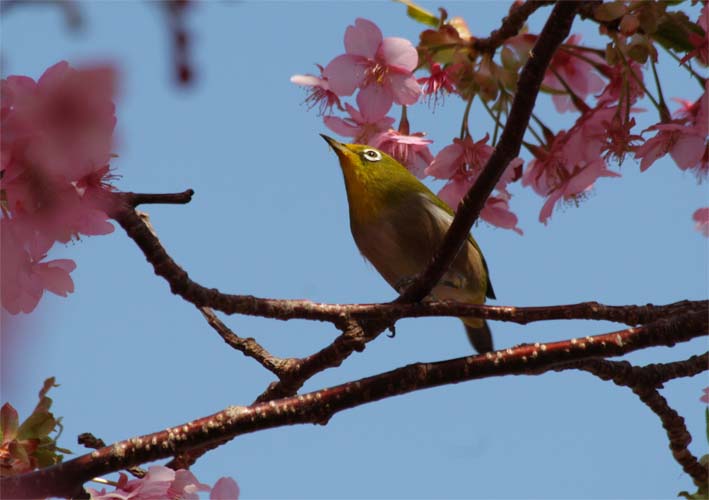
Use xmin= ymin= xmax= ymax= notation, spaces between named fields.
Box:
xmin=462 ymin=317 xmax=494 ymax=353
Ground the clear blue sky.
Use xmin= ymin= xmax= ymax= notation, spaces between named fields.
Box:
xmin=2 ymin=2 xmax=707 ymax=498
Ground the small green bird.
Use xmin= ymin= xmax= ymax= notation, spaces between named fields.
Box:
xmin=322 ymin=134 xmax=495 ymax=353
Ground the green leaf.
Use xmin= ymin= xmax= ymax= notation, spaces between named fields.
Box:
xmin=653 ymin=11 xmax=704 ymax=53
xmin=396 ymin=0 xmax=439 ymax=27
xmin=0 ymin=403 xmax=19 ymax=443
xmin=17 ymin=412 xmax=56 ymax=441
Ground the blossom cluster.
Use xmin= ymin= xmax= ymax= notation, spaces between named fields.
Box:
xmin=86 ymin=465 xmax=239 ymax=500
xmin=292 ymin=2 xmax=708 ymax=236
xmin=1 ymin=61 xmax=119 ymax=314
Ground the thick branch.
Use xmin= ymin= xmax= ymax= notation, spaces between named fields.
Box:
xmin=398 ymin=1 xmax=582 ymax=303
xmin=4 ymin=310 xmax=705 ymax=498
xmin=110 ymin=203 xmax=708 ymax=325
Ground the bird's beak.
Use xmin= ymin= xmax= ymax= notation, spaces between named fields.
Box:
xmin=320 ymin=134 xmax=355 ymax=165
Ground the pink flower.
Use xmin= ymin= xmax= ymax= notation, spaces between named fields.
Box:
xmin=693 ymin=208 xmax=709 ymax=237
xmin=323 ymin=18 xmax=421 ymax=115
xmin=0 ymin=218 xmax=77 ymax=315
xmin=1 ymin=61 xmax=116 ymax=184
xmin=290 ymin=65 xmax=342 ymax=116
xmin=323 ymin=96 xmax=395 ymax=144
xmin=543 ymin=35 xmax=605 ymax=113
xmin=369 ymin=129 xmax=433 ymax=178
xmin=481 ymin=193 xmax=523 ymax=235
xmin=86 ymin=466 xmax=239 ymax=500
xmin=523 ymin=108 xmax=621 ymax=223
xmin=418 ymin=62 xmax=457 ymax=107
xmin=596 ymin=61 xmax=644 ymax=107
xmin=210 ymin=477 xmax=240 ymax=500
xmin=426 ymin=134 xmax=523 ymax=233
xmin=634 ymin=123 xmax=707 ymax=173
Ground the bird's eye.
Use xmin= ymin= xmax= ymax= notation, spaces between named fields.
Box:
xmin=362 ymin=149 xmax=382 ymax=162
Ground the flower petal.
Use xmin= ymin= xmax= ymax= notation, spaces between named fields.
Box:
xmin=357 ymin=84 xmax=393 ymax=120
xmin=377 ymin=37 xmax=418 ymax=72
xmin=323 ymin=55 xmax=365 ymax=96
xmin=345 ymin=18 xmax=383 ymax=58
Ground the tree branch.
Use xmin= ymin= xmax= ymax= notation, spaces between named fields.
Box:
xmin=398 ymin=1 xmax=582 ymax=303
xmin=472 ymin=0 xmax=555 ymax=53
xmin=199 ymin=307 xmax=295 ymax=377
xmin=3 ymin=310 xmax=705 ymax=498
xmin=555 ymin=353 xmax=709 ymax=486
xmin=119 ymin=189 xmax=195 ymax=207
xmin=111 ymin=202 xmax=706 ymax=325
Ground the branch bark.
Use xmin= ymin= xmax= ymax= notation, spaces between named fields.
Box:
xmin=3 ymin=309 xmax=705 ymax=498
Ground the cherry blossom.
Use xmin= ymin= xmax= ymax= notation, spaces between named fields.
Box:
xmin=634 ymin=123 xmax=707 ymax=173
xmin=1 ymin=61 xmax=118 ymax=314
xmin=290 ymin=66 xmax=342 ymax=116
xmin=0 ymin=218 xmax=77 ymax=315
xmin=369 ymin=129 xmax=433 ymax=178
xmin=86 ymin=466 xmax=239 ymax=500
xmin=323 ymin=18 xmax=421 ymax=115
xmin=323 ymin=97 xmax=395 ymax=144
xmin=418 ymin=62 xmax=458 ymax=107
xmin=523 ymin=108 xmax=621 ymax=223
xmin=1 ymin=61 xmax=116 ymax=184
xmin=596 ymin=60 xmax=644 ymax=107
xmin=426 ymin=134 xmax=523 ymax=233
xmin=693 ymin=208 xmax=709 ymax=237
xmin=543 ymin=35 xmax=605 ymax=113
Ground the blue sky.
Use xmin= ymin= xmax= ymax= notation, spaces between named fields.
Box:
xmin=1 ymin=2 xmax=707 ymax=498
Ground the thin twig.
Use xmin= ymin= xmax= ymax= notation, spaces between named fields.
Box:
xmin=199 ymin=307 xmax=294 ymax=377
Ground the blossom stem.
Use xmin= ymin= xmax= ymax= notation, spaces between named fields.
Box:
xmin=549 ymin=67 xmax=590 ymax=113
xmin=398 ymin=105 xmax=410 ymax=135
xmin=561 ymin=43 xmax=605 ymax=57
xmin=529 ymin=112 xmax=553 ymax=143
xmin=460 ymin=94 xmax=475 ymax=139
xmin=650 ymin=57 xmax=671 ymax=122
xmin=614 ymin=45 xmax=663 ymax=114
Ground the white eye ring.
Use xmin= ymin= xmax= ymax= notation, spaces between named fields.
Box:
xmin=362 ymin=149 xmax=382 ymax=162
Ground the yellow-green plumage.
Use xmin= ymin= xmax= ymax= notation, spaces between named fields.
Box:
xmin=322 ymin=135 xmax=495 ymax=353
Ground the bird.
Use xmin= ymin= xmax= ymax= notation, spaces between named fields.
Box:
xmin=321 ymin=134 xmax=495 ymax=353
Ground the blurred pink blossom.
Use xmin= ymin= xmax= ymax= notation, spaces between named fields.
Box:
xmin=693 ymin=208 xmax=709 ymax=237
xmin=86 ymin=466 xmax=239 ymax=500
xmin=0 ymin=218 xmax=77 ymax=315
xmin=543 ymin=35 xmax=605 ymax=113
xmin=323 ymin=18 xmax=421 ymax=115
xmin=369 ymin=129 xmax=433 ymax=178
xmin=1 ymin=61 xmax=116 ymax=184
xmin=1 ymin=61 xmax=118 ymax=314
